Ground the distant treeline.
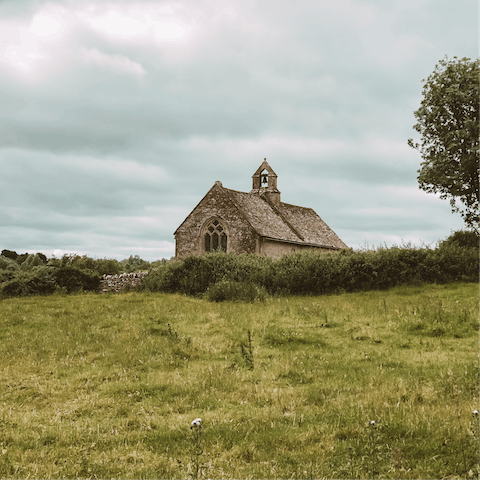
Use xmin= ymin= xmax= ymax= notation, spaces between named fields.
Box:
xmin=141 ymin=230 xmax=479 ymax=301
xmin=0 ymin=252 xmax=159 ymax=298
xmin=0 ymin=230 xmax=478 ymax=299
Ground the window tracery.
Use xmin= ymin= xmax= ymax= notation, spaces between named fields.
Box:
xmin=204 ymin=219 xmax=227 ymax=252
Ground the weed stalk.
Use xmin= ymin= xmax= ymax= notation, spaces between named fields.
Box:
xmin=241 ymin=330 xmax=254 ymax=370
xmin=190 ymin=418 xmax=203 ymax=479
xmin=471 ymin=411 xmax=480 ymax=478
xmin=367 ymin=420 xmax=380 ymax=478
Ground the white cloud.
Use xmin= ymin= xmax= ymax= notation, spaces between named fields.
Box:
xmin=0 ymin=6 xmax=71 ymax=76
xmin=30 ymin=13 xmax=61 ymax=37
xmin=86 ymin=9 xmax=148 ymax=37
xmin=81 ymin=48 xmax=145 ymax=76
xmin=153 ymin=20 xmax=186 ymax=40
xmin=81 ymin=2 xmax=197 ymax=44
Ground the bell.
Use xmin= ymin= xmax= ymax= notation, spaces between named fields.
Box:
xmin=261 ymin=175 xmax=268 ymax=184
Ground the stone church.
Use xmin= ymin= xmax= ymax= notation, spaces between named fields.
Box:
xmin=174 ymin=160 xmax=348 ymax=259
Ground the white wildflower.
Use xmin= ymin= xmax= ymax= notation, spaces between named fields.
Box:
xmin=190 ymin=417 xmax=202 ymax=429
xmin=369 ymin=420 xmax=376 ymax=426
xmin=473 ymin=410 xmax=478 ymax=417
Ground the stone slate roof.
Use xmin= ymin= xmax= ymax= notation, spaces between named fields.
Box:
xmin=226 ymin=188 xmax=347 ymax=250
xmin=276 ymin=202 xmax=348 ymax=249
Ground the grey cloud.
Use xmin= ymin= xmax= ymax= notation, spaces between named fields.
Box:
xmin=0 ymin=0 xmax=476 ymax=259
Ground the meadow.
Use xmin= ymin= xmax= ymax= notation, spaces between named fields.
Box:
xmin=0 ymin=283 xmax=478 ymax=479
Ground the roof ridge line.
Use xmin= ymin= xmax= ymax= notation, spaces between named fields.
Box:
xmin=223 ymin=187 xmax=248 ymax=195
xmin=260 ymin=195 xmax=305 ymax=242
xmin=280 ymin=201 xmax=314 ymax=211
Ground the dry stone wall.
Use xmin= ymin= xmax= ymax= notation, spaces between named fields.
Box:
xmin=100 ymin=272 xmax=149 ymax=293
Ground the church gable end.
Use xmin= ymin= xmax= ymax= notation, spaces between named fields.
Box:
xmin=174 ymin=181 xmax=257 ymax=258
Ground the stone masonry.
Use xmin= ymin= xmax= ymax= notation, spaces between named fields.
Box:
xmin=100 ymin=272 xmax=149 ymax=293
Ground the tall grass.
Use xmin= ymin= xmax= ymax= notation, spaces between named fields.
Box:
xmin=0 ymin=283 xmax=478 ymax=478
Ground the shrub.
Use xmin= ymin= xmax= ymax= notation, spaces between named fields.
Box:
xmin=141 ymin=253 xmax=273 ymax=297
xmin=0 ymin=256 xmax=20 ymax=271
xmin=177 ymin=253 xmax=245 ymax=295
xmin=3 ymin=230 xmax=477 ymax=299
xmin=48 ymin=254 xmax=97 ymax=271
xmin=53 ymin=266 xmax=100 ymax=294
xmin=47 ymin=254 xmax=127 ymax=275
xmin=0 ymin=267 xmax=58 ymax=297
xmin=1 ymin=249 xmax=18 ymax=261
xmin=205 ymin=279 xmax=266 ymax=302
xmin=269 ymin=240 xmax=478 ymax=296
xmin=20 ymin=253 xmax=48 ymax=271
xmin=439 ymin=230 xmax=479 ymax=249
xmin=121 ymin=255 xmax=150 ymax=273
xmin=141 ymin=234 xmax=478 ymax=299
xmin=95 ymin=258 xmax=122 ymax=275
xmin=0 ymin=270 xmax=18 ymax=284
xmin=424 ymin=242 xmax=479 ymax=283
xmin=15 ymin=253 xmax=29 ymax=265
xmin=0 ymin=266 xmax=100 ymax=298
xmin=139 ymin=259 xmax=184 ymax=293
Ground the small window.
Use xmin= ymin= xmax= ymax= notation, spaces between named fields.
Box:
xmin=204 ymin=219 xmax=227 ymax=252
xmin=261 ymin=169 xmax=269 ymax=185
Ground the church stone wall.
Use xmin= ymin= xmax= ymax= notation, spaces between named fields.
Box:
xmin=259 ymin=239 xmax=329 ymax=259
xmin=259 ymin=239 xmax=296 ymax=258
xmin=175 ymin=183 xmax=258 ymax=259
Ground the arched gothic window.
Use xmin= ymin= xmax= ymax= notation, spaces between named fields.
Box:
xmin=204 ymin=219 xmax=227 ymax=252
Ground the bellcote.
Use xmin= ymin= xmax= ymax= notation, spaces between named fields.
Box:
xmin=250 ymin=158 xmax=281 ymax=206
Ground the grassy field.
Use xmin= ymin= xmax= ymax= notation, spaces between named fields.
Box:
xmin=0 ymin=283 xmax=478 ymax=479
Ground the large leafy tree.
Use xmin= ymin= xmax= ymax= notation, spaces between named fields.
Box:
xmin=408 ymin=56 xmax=479 ymax=231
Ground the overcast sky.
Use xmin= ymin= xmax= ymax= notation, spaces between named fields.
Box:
xmin=0 ymin=0 xmax=476 ymax=261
